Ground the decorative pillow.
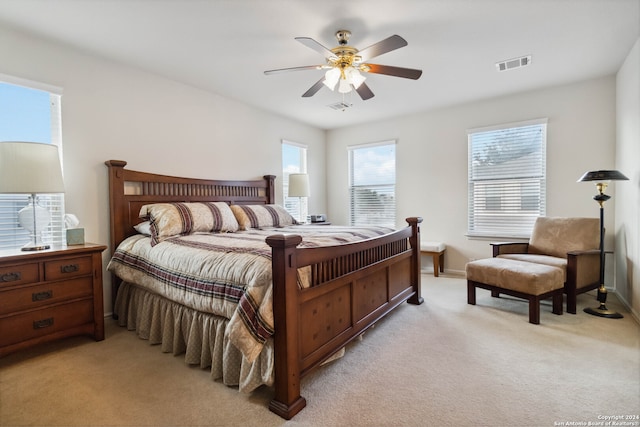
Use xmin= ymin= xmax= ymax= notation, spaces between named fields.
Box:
xmin=230 ymin=204 xmax=297 ymax=230
xmin=139 ymin=202 xmax=239 ymax=245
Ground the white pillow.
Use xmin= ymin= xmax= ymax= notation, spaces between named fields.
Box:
xmin=134 ymin=221 xmax=152 ymax=236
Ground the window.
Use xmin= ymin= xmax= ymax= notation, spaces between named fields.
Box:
xmin=349 ymin=141 xmax=396 ymax=227
xmin=0 ymin=77 xmax=64 ymax=250
xmin=467 ymin=119 xmax=547 ymax=238
xmin=282 ymin=140 xmax=308 ymax=222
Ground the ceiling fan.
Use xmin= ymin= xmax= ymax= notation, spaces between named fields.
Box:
xmin=264 ymin=30 xmax=422 ymax=101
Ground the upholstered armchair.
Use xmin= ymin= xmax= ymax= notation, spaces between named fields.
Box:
xmin=491 ymin=217 xmax=601 ymax=314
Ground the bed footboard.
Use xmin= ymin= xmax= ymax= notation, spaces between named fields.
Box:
xmin=266 ymin=217 xmax=423 ymax=419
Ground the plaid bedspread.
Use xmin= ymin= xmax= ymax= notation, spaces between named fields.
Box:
xmin=107 ymin=225 xmax=394 ymax=362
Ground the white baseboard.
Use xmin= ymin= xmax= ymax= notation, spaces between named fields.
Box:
xmin=420 ymin=268 xmax=465 ymax=277
xmin=612 ymin=291 xmax=640 ymax=325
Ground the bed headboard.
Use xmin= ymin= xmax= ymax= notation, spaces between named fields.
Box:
xmin=105 ymin=160 xmax=276 ymax=254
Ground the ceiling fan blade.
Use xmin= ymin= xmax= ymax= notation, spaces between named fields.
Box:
xmin=302 ymin=77 xmax=326 ymax=97
xmin=264 ymin=65 xmax=322 ymax=75
xmin=358 ymin=35 xmax=408 ymax=62
xmin=364 ymin=64 xmax=423 ymax=80
xmin=355 ymin=82 xmax=375 ymax=100
xmin=295 ymin=37 xmax=337 ymax=59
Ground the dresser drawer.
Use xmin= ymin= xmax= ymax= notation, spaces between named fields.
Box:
xmin=0 ymin=262 xmax=40 ymax=289
xmin=0 ymin=277 xmax=93 ymax=316
xmin=0 ymin=299 xmax=94 ymax=347
xmin=44 ymin=255 xmax=93 ymax=281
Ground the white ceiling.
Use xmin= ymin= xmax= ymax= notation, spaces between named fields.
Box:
xmin=0 ymin=0 xmax=638 ymax=130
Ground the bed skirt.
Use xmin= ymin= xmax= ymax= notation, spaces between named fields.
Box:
xmin=114 ymin=281 xmax=274 ymax=393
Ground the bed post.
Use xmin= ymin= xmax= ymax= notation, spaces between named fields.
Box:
xmin=105 ymin=160 xmax=127 ymax=254
xmin=264 ymin=175 xmax=276 ymax=204
xmin=406 ymin=217 xmax=424 ymax=305
xmin=266 ymin=233 xmax=306 ymax=420
xmin=105 ymin=160 xmax=128 ymax=315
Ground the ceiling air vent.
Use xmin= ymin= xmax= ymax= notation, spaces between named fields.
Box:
xmin=328 ymin=102 xmax=352 ymax=111
xmin=496 ymin=55 xmax=532 ymax=72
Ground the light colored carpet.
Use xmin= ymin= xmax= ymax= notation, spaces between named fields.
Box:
xmin=1 ymin=274 xmax=638 ymax=427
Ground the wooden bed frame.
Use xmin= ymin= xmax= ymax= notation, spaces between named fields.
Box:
xmin=105 ymin=160 xmax=423 ymax=419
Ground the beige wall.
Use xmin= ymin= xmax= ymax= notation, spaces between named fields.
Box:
xmin=2 ymin=23 xmax=636 ymax=320
xmin=327 ymin=76 xmax=617 ymax=275
xmin=615 ymin=37 xmax=640 ymax=320
xmin=0 ymin=25 xmax=326 ymax=313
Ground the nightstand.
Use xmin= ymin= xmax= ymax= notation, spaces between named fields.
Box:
xmin=0 ymin=243 xmax=107 ymax=357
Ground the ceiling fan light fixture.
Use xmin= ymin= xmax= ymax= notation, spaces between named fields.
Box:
xmin=323 ymin=68 xmax=340 ymax=90
xmin=346 ymin=68 xmax=366 ymax=89
xmin=338 ymin=78 xmax=352 ymax=93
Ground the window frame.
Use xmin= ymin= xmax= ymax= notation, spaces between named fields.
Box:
xmin=467 ymin=118 xmax=547 ymax=239
xmin=348 ymin=140 xmax=397 ymax=228
xmin=0 ymin=75 xmax=65 ymax=250
xmin=281 ymin=140 xmax=308 ymax=222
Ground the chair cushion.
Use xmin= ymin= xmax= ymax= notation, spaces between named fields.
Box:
xmin=497 ymin=253 xmax=567 ymax=281
xmin=529 ymin=217 xmax=599 ymax=259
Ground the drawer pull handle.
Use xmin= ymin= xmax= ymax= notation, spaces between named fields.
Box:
xmin=60 ymin=264 xmax=79 ymax=274
xmin=33 ymin=318 xmax=54 ymax=329
xmin=1 ymin=272 xmax=22 ymax=282
xmin=32 ymin=290 xmax=53 ymax=301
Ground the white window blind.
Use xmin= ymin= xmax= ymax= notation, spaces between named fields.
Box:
xmin=282 ymin=140 xmax=308 ymax=222
xmin=468 ymin=119 xmax=547 ymax=238
xmin=0 ymin=78 xmax=65 ymax=250
xmin=349 ymin=141 xmax=396 ymax=227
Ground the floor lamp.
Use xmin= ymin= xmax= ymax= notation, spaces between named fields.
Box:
xmin=0 ymin=141 xmax=65 ymax=251
xmin=577 ymin=169 xmax=628 ymax=318
xmin=288 ymin=173 xmax=310 ymax=224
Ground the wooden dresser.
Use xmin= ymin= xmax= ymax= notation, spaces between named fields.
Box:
xmin=0 ymin=243 xmax=107 ymax=357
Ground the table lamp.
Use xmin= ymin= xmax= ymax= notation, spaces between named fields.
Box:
xmin=0 ymin=141 xmax=65 ymax=251
xmin=288 ymin=173 xmax=310 ymax=223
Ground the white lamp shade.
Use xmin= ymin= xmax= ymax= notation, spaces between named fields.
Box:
xmin=0 ymin=141 xmax=65 ymax=193
xmin=288 ymin=173 xmax=310 ymax=197
xmin=323 ymin=68 xmax=340 ymax=91
xmin=338 ymin=78 xmax=352 ymax=94
xmin=348 ymin=68 xmax=366 ymax=88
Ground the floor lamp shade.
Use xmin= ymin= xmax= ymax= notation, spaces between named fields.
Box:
xmin=577 ymin=170 xmax=629 ymax=182
xmin=0 ymin=141 xmax=65 ymax=250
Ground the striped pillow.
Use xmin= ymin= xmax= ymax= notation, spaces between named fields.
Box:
xmin=230 ymin=204 xmax=297 ymax=230
xmin=139 ymin=202 xmax=239 ymax=245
